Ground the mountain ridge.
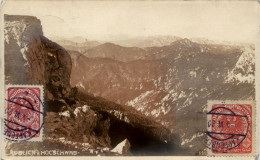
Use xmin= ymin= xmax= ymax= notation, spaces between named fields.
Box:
xmin=68 ymin=36 xmax=255 ymax=154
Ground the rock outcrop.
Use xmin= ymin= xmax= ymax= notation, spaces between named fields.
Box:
xmin=111 ymin=139 xmax=131 ymax=155
xmin=4 ymin=14 xmax=72 ymax=103
xmin=44 ymin=105 xmax=111 ymax=148
xmin=4 ymin=14 xmax=174 ymax=156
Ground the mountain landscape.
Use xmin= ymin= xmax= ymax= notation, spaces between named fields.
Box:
xmin=4 ymin=14 xmax=255 ymax=156
xmin=66 ymin=34 xmax=255 ymax=154
xmin=4 ymin=15 xmax=178 ymax=156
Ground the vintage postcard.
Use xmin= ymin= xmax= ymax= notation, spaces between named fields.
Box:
xmin=0 ymin=0 xmax=259 ymax=159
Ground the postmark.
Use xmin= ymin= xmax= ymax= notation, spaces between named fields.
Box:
xmin=206 ymin=100 xmax=254 ymax=155
xmin=4 ymin=85 xmax=44 ymax=142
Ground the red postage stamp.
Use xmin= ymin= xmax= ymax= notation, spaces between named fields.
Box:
xmin=4 ymin=85 xmax=43 ymax=142
xmin=207 ymin=101 xmax=254 ymax=155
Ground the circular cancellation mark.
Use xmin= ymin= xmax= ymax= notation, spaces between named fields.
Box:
xmin=4 ymin=86 xmax=44 ymax=142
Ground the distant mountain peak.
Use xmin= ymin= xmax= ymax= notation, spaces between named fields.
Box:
xmin=112 ymin=35 xmax=182 ymax=48
xmin=170 ymin=38 xmax=196 ymax=47
xmin=101 ymin=42 xmax=121 ymax=48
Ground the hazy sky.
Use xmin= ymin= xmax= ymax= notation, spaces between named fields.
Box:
xmin=2 ymin=1 xmax=259 ymax=43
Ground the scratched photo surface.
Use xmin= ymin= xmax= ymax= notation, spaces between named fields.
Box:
xmin=1 ymin=0 xmax=259 ymax=157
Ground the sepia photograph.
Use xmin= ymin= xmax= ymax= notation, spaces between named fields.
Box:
xmin=1 ymin=0 xmax=259 ymax=159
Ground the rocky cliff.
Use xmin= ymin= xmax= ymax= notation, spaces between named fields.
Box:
xmin=4 ymin=15 xmax=72 ymax=102
xmin=4 ymin=14 xmax=174 ymax=156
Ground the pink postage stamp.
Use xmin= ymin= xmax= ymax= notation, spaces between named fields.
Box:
xmin=207 ymin=101 xmax=255 ymax=155
xmin=4 ymin=86 xmax=43 ymax=141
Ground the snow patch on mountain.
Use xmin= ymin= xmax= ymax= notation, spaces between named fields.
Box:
xmin=5 ymin=21 xmax=29 ymax=63
xmin=72 ymin=105 xmax=92 ymax=117
xmin=151 ymin=105 xmax=171 ymax=117
xmin=59 ymin=110 xmax=70 ymax=117
xmin=76 ymin=82 xmax=85 ymax=90
xmin=226 ymin=45 xmax=255 ymax=84
xmin=20 ymin=46 xmax=29 ymax=63
xmin=126 ymin=90 xmax=154 ymax=111
xmin=74 ymin=107 xmax=81 ymax=117
xmin=181 ymin=132 xmax=204 ymax=147
xmin=4 ymin=21 xmax=26 ymax=47
xmin=109 ymin=110 xmax=130 ymax=123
